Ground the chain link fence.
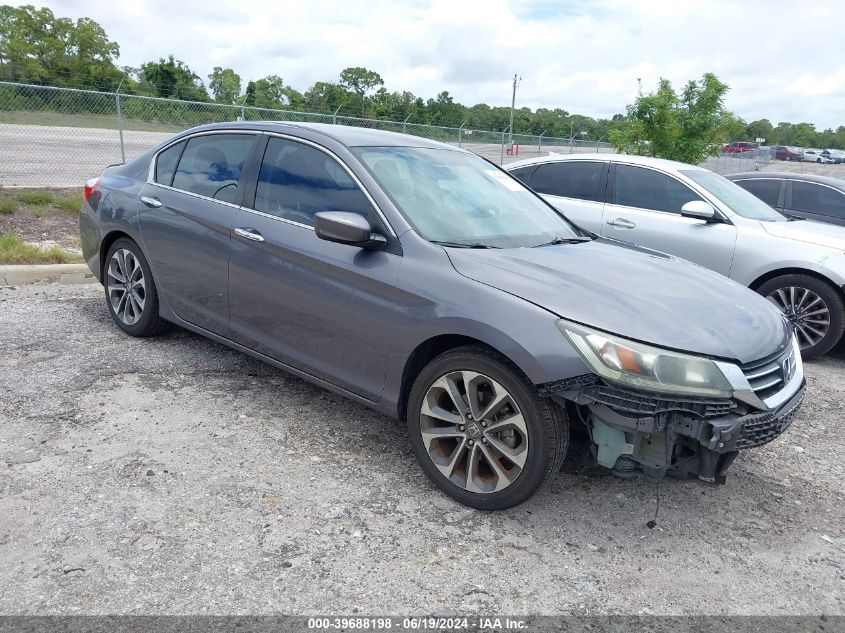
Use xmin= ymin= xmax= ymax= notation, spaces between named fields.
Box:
xmin=0 ymin=81 xmax=616 ymax=187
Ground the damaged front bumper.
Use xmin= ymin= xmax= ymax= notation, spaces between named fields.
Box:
xmin=541 ymin=369 xmax=806 ymax=484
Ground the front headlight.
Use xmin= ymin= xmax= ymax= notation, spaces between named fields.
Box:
xmin=556 ymin=319 xmax=734 ymax=398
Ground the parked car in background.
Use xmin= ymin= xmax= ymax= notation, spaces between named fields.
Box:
xmin=80 ymin=122 xmax=806 ymax=508
xmin=728 ymin=172 xmax=845 ymax=227
xmin=803 ymin=149 xmax=835 ymax=164
xmin=722 ymin=141 xmax=758 ymax=154
xmin=773 ymin=145 xmax=803 ymax=161
xmin=821 ymin=149 xmax=843 ymax=164
xmin=827 ymin=149 xmax=845 ymax=163
xmin=506 ymin=154 xmax=845 ymax=358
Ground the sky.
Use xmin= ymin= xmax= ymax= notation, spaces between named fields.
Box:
xmin=43 ymin=0 xmax=845 ymax=130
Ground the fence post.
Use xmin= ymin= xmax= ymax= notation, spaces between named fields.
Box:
xmin=538 ymin=130 xmax=546 ymax=155
xmin=458 ymin=121 xmax=466 ymax=147
xmin=332 ymin=105 xmax=341 ymax=125
xmin=115 ymin=79 xmax=126 ymax=163
xmin=500 ymin=125 xmax=510 ymax=165
xmin=240 ymin=103 xmax=245 ymax=121
xmin=403 ymin=114 xmax=411 ymax=134
xmin=569 ymin=135 xmax=574 ymax=154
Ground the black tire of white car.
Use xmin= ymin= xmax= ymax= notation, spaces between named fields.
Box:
xmin=757 ymin=274 xmax=845 ymax=360
xmin=407 ymin=345 xmax=568 ymax=510
xmin=104 ymin=238 xmax=169 ymax=337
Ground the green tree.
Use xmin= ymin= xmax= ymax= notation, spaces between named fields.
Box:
xmin=208 ymin=66 xmax=241 ymax=104
xmin=302 ymin=81 xmax=352 ymax=114
xmin=251 ymin=74 xmax=285 ymax=109
xmin=609 ymin=73 xmax=731 ymax=164
xmin=141 ymin=55 xmax=208 ymax=101
xmin=339 ymin=66 xmax=383 ymax=116
xmin=0 ymin=4 xmax=124 ymax=89
xmin=746 ymin=118 xmax=773 ymax=143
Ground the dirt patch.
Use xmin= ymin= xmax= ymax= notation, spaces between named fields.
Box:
xmin=0 ymin=187 xmax=82 ymax=249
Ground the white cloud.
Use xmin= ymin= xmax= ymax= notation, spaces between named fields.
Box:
xmin=44 ymin=0 xmax=845 ymax=129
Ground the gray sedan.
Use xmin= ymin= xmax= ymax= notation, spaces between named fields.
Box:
xmin=80 ymin=122 xmax=803 ymax=509
xmin=507 ymin=154 xmax=845 ymax=358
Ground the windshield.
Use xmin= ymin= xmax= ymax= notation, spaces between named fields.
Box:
xmin=680 ymin=169 xmax=786 ymax=222
xmin=353 ymin=147 xmax=582 ymax=247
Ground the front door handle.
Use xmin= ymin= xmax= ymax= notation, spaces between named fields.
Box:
xmin=233 ymin=227 xmax=265 ymax=243
xmin=606 ymin=217 xmax=636 ymax=229
xmin=140 ymin=196 xmax=162 ymax=208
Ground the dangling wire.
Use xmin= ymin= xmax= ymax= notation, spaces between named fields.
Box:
xmin=647 ymin=426 xmax=672 ymax=529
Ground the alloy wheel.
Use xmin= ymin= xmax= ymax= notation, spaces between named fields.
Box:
xmin=767 ymin=286 xmax=830 ymax=350
xmin=106 ymin=248 xmax=146 ymax=326
xmin=419 ymin=370 xmax=528 ymax=493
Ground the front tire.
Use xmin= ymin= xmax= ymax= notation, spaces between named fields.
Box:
xmin=757 ymin=274 xmax=845 ymax=359
xmin=103 ymin=238 xmax=168 ymax=337
xmin=407 ymin=346 xmax=568 ymax=510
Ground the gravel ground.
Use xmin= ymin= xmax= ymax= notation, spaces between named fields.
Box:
xmin=0 ymin=283 xmax=843 ymax=616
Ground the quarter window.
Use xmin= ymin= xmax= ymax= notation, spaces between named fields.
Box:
xmin=735 ymin=179 xmax=782 ymax=207
xmin=171 ymin=134 xmax=256 ymax=203
xmin=155 ymin=141 xmax=185 ymax=186
xmin=529 ymin=162 xmax=606 ymax=202
xmin=612 ymin=164 xmax=702 ymax=213
xmin=508 ymin=166 xmax=536 ymax=185
xmin=254 ymin=137 xmax=373 ymax=227
xmin=791 ymin=181 xmax=845 ymax=219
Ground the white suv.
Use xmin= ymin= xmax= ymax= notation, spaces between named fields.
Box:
xmin=506 ymin=153 xmax=845 ymax=358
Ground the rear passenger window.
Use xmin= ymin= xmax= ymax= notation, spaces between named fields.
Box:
xmin=612 ymin=164 xmax=702 ymax=213
xmin=155 ymin=141 xmax=185 ymax=186
xmin=529 ymin=162 xmax=606 ymax=202
xmin=736 ymin=179 xmax=781 ymax=207
xmin=171 ymin=134 xmax=255 ymax=203
xmin=791 ymin=182 xmax=845 ymax=219
xmin=253 ymin=137 xmax=373 ymax=227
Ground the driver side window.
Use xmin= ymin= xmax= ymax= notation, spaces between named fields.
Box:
xmin=253 ymin=137 xmax=373 ymax=227
xmin=170 ymin=134 xmax=256 ymax=204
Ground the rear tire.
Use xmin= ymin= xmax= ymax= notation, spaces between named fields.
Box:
xmin=103 ymin=238 xmax=168 ymax=337
xmin=407 ymin=345 xmax=568 ymax=510
xmin=757 ymin=274 xmax=845 ymax=359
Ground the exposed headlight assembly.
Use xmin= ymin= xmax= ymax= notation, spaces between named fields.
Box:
xmin=556 ymin=318 xmax=734 ymax=398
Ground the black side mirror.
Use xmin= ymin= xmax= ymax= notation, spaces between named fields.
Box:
xmin=314 ymin=211 xmax=386 ymax=250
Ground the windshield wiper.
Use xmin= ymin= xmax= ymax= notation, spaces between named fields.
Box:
xmin=534 ymin=236 xmax=593 ymax=247
xmin=784 ymin=214 xmax=805 ymax=222
xmin=430 ymin=240 xmax=500 ymax=249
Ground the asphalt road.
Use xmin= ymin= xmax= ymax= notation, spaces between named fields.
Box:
xmin=10 ymin=121 xmax=844 ymax=188
xmin=0 ymin=122 xmax=580 ymax=187
xmin=0 ymin=283 xmax=843 ymax=616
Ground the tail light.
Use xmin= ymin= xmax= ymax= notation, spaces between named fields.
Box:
xmin=84 ymin=177 xmax=101 ymax=207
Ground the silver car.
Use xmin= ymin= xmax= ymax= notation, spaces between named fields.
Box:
xmin=507 ymin=154 xmax=845 ymax=358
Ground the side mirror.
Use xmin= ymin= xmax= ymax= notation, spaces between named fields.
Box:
xmin=314 ymin=211 xmax=386 ymax=250
xmin=681 ymin=200 xmax=717 ymax=222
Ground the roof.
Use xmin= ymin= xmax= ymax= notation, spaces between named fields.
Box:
xmin=186 ymin=120 xmax=459 ymax=151
xmin=505 ymin=152 xmax=707 ymax=173
xmin=726 ymin=171 xmax=845 ymax=189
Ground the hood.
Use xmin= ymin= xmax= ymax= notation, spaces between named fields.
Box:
xmin=448 ymin=239 xmax=790 ymax=364
xmin=761 ymin=220 xmax=845 ymax=251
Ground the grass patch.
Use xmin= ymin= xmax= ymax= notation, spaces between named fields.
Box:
xmin=52 ymin=193 xmax=82 ymax=214
xmin=29 ymin=205 xmax=47 ymax=217
xmin=0 ymin=199 xmax=15 ymax=215
xmin=16 ymin=190 xmax=54 ymax=205
xmin=0 ymin=233 xmax=81 ymax=264
xmin=0 ymin=110 xmax=186 ymax=133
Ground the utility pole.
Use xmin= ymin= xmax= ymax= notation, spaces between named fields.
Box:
xmin=508 ymin=73 xmax=521 ymax=146
xmin=637 ymin=77 xmax=642 ymax=97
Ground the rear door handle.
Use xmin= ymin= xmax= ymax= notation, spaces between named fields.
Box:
xmin=233 ymin=227 xmax=265 ymax=243
xmin=606 ymin=217 xmax=636 ymax=229
xmin=140 ymin=196 xmax=162 ymax=209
